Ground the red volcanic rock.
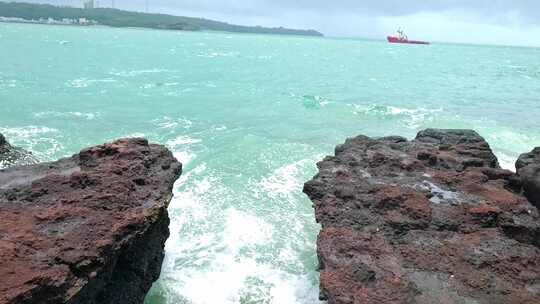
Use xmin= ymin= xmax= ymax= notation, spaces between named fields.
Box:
xmin=304 ymin=129 xmax=540 ymax=304
xmin=0 ymin=138 xmax=182 ymax=304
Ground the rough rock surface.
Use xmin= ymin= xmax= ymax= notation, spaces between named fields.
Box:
xmin=304 ymin=129 xmax=540 ymax=304
xmin=0 ymin=133 xmax=38 ymax=168
xmin=517 ymin=147 xmax=540 ymax=209
xmin=0 ymin=138 xmax=182 ymax=304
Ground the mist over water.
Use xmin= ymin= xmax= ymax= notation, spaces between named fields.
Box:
xmin=1 ymin=23 xmax=540 ymax=303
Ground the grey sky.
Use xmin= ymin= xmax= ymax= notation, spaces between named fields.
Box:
xmin=10 ymin=0 xmax=540 ymax=46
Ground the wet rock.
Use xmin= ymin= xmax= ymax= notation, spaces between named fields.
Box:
xmin=517 ymin=147 xmax=540 ymax=209
xmin=0 ymin=133 xmax=38 ymax=168
xmin=0 ymin=138 xmax=182 ymax=304
xmin=304 ymin=129 xmax=540 ymax=304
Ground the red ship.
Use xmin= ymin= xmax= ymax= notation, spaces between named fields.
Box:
xmin=387 ymin=28 xmax=429 ymax=45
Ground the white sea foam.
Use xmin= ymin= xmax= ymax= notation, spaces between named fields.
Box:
xmin=259 ymin=162 xmax=303 ymax=199
xmin=153 ymin=155 xmax=323 ymax=304
xmin=142 ymin=83 xmax=158 ymax=89
xmin=0 ymin=126 xmax=63 ymax=162
xmin=153 ymin=116 xmax=193 ymax=130
xmin=66 ymin=78 xmax=116 ymax=88
xmin=352 ymin=104 xmax=442 ymax=129
xmin=496 ymin=152 xmax=518 ymax=172
xmin=484 ymin=130 xmax=540 ymax=172
xmin=167 ymin=135 xmax=202 ymax=147
xmin=223 ymin=209 xmax=274 ymax=250
xmin=176 ymin=257 xmax=321 ymax=304
xmin=122 ymin=132 xmax=146 ymax=138
xmin=196 ymin=51 xmax=239 ymax=58
xmin=109 ymin=68 xmax=172 ymax=77
xmin=162 ymin=205 xmax=321 ymax=303
xmin=257 ymin=157 xmax=320 ymax=201
xmin=0 ymin=126 xmax=58 ymax=140
xmin=165 ymin=134 xmax=201 ymax=165
xmin=212 ymin=125 xmax=228 ymax=131
xmin=173 ymin=151 xmax=196 ymax=165
xmin=33 ymin=111 xmax=100 ymax=120
xmin=0 ymin=78 xmax=17 ymax=89
xmin=109 ymin=68 xmax=174 ymax=77
xmin=486 ymin=130 xmax=536 ymax=154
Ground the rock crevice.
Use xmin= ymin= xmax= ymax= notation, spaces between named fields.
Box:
xmin=304 ymin=129 xmax=540 ymax=304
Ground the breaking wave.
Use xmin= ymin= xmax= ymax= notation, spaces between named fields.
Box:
xmin=33 ymin=111 xmax=100 ymax=120
xmin=352 ymin=104 xmax=443 ymax=129
xmin=0 ymin=126 xmax=63 ymax=162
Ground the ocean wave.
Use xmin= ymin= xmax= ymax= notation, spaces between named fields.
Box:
xmin=167 ymin=135 xmax=202 ymax=147
xmin=212 ymin=125 xmax=228 ymax=132
xmin=151 ymin=155 xmax=319 ymax=303
xmin=0 ymin=126 xmax=63 ymax=162
xmin=352 ymin=104 xmax=442 ymax=129
xmin=172 ymin=151 xmax=196 ymax=165
xmin=258 ymin=159 xmax=312 ymax=200
xmin=121 ymin=132 xmax=146 ymax=139
xmin=66 ymin=78 xmax=116 ymax=88
xmin=140 ymin=83 xmax=156 ymax=89
xmin=158 ymin=254 xmax=321 ymax=304
xmin=300 ymin=95 xmax=331 ymax=109
xmin=33 ymin=111 xmax=100 ymax=120
xmin=109 ymin=68 xmax=174 ymax=77
xmin=496 ymin=152 xmax=517 ymax=172
xmin=483 ymin=130 xmax=540 ymax=172
xmin=224 ymin=209 xmax=274 ymax=248
xmin=485 ymin=130 xmax=537 ymax=152
xmin=0 ymin=78 xmax=17 ymax=89
xmin=158 ymin=200 xmax=321 ymax=304
xmin=153 ymin=116 xmax=194 ymax=131
xmin=501 ymin=64 xmax=540 ymax=79
xmin=196 ymin=51 xmax=240 ymax=58
xmin=0 ymin=126 xmax=58 ymax=140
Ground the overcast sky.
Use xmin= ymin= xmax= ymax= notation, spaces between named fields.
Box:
xmin=10 ymin=0 xmax=540 ymax=46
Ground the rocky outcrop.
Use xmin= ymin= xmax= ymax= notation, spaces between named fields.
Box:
xmin=517 ymin=147 xmax=540 ymax=209
xmin=304 ymin=129 xmax=540 ymax=304
xmin=0 ymin=133 xmax=38 ymax=168
xmin=0 ymin=138 xmax=182 ymax=304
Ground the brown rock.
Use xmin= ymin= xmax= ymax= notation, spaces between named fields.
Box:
xmin=0 ymin=138 xmax=182 ymax=304
xmin=304 ymin=129 xmax=540 ymax=304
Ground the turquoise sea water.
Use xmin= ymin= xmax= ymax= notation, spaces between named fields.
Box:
xmin=1 ymin=22 xmax=540 ymax=303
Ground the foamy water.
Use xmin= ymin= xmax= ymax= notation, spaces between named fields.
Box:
xmin=1 ymin=22 xmax=539 ymax=303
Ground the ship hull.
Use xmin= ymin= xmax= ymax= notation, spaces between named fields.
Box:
xmin=387 ymin=36 xmax=430 ymax=45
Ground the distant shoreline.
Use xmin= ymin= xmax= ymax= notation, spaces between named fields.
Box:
xmin=0 ymin=2 xmax=324 ymax=37
xmin=0 ymin=20 xmax=327 ymax=40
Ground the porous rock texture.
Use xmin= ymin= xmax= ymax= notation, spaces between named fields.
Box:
xmin=304 ymin=129 xmax=540 ymax=304
xmin=0 ymin=133 xmax=38 ymax=168
xmin=0 ymin=138 xmax=182 ymax=304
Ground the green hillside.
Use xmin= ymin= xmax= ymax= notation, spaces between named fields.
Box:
xmin=0 ymin=1 xmax=323 ymax=36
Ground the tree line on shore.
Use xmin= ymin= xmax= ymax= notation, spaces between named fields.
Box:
xmin=0 ymin=2 xmax=323 ymax=36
